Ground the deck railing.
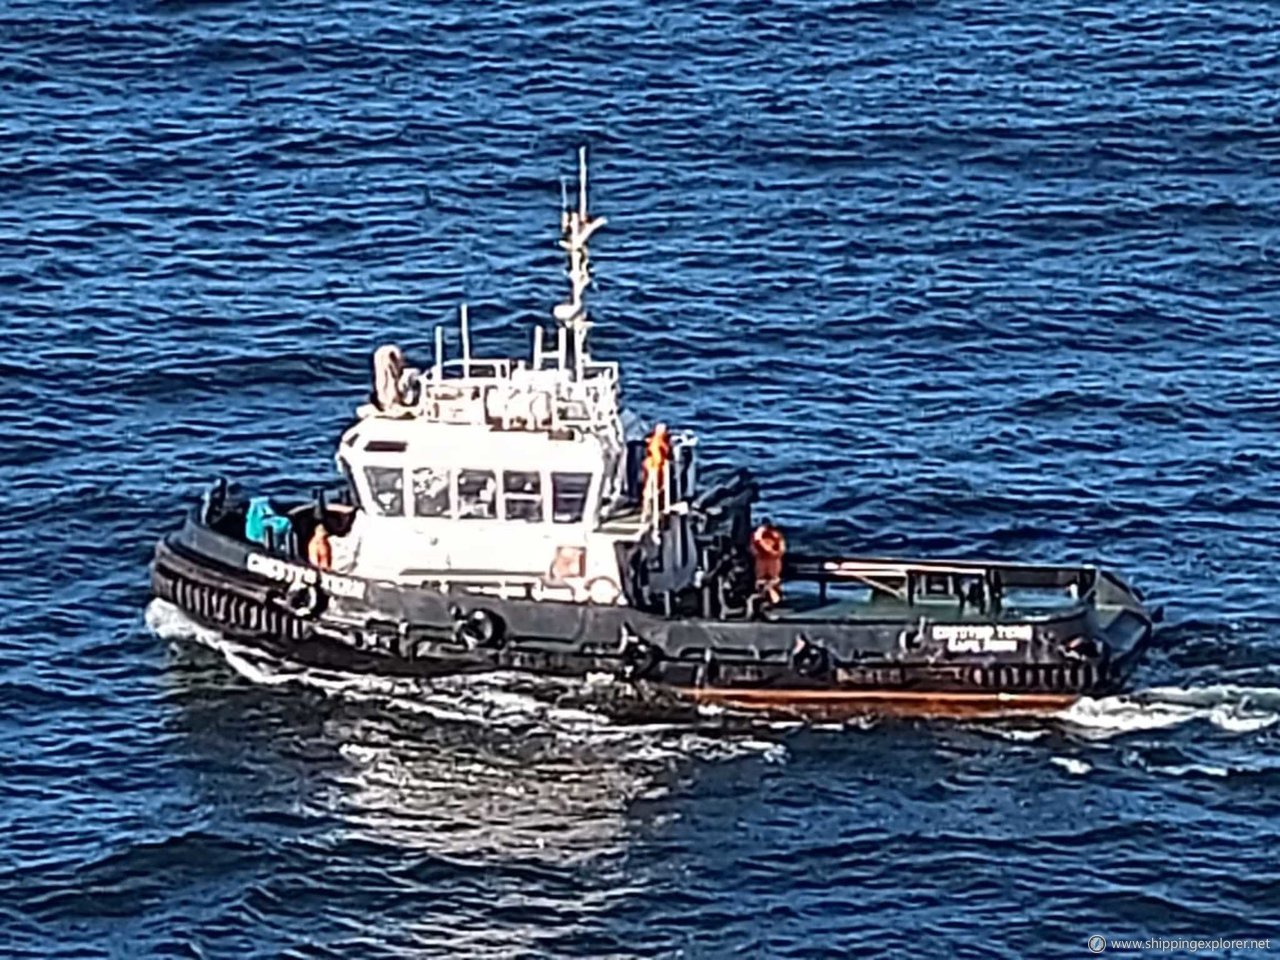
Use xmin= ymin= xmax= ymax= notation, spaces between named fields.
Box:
xmin=407 ymin=360 xmax=621 ymax=432
xmin=784 ymin=555 xmax=1095 ymax=608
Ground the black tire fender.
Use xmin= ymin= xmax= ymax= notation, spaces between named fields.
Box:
xmin=452 ymin=608 xmax=505 ymax=649
xmin=619 ymin=631 xmax=661 ymax=681
xmin=790 ymin=636 xmax=831 ymax=679
xmin=284 ymin=581 xmax=323 ymax=619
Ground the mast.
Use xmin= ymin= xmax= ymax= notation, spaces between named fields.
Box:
xmin=552 ymin=146 xmax=606 ymax=376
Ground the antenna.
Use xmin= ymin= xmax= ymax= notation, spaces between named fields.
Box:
xmin=552 ymin=145 xmax=607 ymax=376
xmin=433 ymin=325 xmax=444 ymax=379
xmin=460 ymin=302 xmax=471 ymax=376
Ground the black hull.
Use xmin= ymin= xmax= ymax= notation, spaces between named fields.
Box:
xmin=149 ymin=514 xmax=1156 ymax=718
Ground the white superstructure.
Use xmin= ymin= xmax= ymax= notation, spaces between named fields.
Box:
xmin=328 ymin=149 xmax=699 ymax=607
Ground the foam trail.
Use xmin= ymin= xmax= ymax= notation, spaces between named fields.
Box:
xmin=146 ymin=596 xmax=221 ymax=645
xmin=1049 ymin=756 xmax=1091 ymax=776
xmin=1143 ymin=763 xmax=1231 ymax=779
xmin=149 ymin=600 xmax=618 ymax=728
xmin=152 ymin=602 xmax=1280 ymax=747
xmin=985 ymin=727 xmax=1049 ymax=743
xmin=1057 ymin=685 xmax=1280 ymax=739
xmin=144 ymin=599 xmax=789 ymax=765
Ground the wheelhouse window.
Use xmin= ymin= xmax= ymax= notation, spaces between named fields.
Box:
xmin=552 ymin=471 xmax=592 ymax=523
xmin=457 ymin=469 xmax=497 ymax=520
xmin=503 ymin=470 xmax=543 ymax=522
xmin=411 ymin=466 xmax=451 ymax=518
xmin=364 ymin=466 xmax=404 ymax=517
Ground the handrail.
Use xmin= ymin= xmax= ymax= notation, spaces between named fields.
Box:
xmin=409 ymin=364 xmax=621 ymax=432
xmin=787 ymin=554 xmax=1091 ymax=577
xmin=786 ymin=555 xmax=1090 ymax=592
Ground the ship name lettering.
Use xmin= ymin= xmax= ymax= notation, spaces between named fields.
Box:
xmin=933 ymin=623 xmax=1030 ymax=653
xmin=246 ymin=553 xmax=366 ymax=599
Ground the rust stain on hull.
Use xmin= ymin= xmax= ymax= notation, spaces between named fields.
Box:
xmin=680 ymin=687 xmax=1079 ymax=719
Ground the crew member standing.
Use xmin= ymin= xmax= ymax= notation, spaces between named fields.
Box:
xmin=642 ymin=422 xmax=671 ymax=522
xmin=308 ymin=522 xmax=332 ymax=571
xmin=751 ymin=519 xmax=786 ymax=605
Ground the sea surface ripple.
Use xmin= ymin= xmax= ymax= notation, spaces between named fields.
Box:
xmin=2 ymin=1 xmax=1280 ymax=957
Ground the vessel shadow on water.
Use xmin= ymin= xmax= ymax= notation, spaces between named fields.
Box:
xmin=150 ymin=150 xmax=1158 ymax=720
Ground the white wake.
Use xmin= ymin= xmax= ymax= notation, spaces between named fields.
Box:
xmin=148 ymin=600 xmax=1280 ymax=752
xmin=1056 ymin=684 xmax=1280 ymax=739
xmin=146 ymin=599 xmax=790 ymax=764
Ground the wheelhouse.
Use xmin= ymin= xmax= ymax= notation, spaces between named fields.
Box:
xmin=308 ymin=147 xmax=704 ymax=607
xmin=339 ymin=426 xmax=609 ymax=528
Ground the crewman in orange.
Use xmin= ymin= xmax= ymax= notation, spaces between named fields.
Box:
xmin=642 ymin=422 xmax=671 ymax=521
xmin=308 ymin=523 xmax=332 ymax=571
xmin=750 ymin=519 xmax=786 ymax=605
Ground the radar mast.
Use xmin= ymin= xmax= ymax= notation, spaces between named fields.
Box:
xmin=552 ymin=146 xmax=606 ymax=378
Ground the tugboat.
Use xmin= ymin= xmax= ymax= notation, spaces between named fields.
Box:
xmin=151 ymin=149 xmax=1157 ymax=718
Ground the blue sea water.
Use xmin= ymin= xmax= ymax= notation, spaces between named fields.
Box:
xmin=3 ymin=0 xmax=1280 ymax=956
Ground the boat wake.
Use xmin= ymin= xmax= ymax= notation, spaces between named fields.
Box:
xmin=148 ymin=599 xmax=796 ymax=864
xmin=146 ymin=599 xmax=789 ymax=764
xmin=1055 ymin=684 xmax=1280 ymax=739
xmin=147 ymin=600 xmax=1280 ymax=765
xmin=1029 ymin=685 xmax=1280 ymax=783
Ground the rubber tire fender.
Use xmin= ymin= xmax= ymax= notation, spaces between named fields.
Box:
xmin=791 ymin=640 xmax=831 ymax=679
xmin=620 ymin=635 xmax=661 ymax=681
xmin=285 ymin=581 xmax=323 ymax=619
xmin=453 ymin=608 xmax=505 ymax=649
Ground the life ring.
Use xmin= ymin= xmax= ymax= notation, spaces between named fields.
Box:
xmin=585 ymin=576 xmax=621 ymax=605
xmin=284 ymin=581 xmax=323 ymax=619
xmin=452 ymin=608 xmax=505 ymax=649
xmin=790 ymin=637 xmax=831 ymax=679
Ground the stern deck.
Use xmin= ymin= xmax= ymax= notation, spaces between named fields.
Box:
xmin=774 ymin=553 xmax=1146 ymax=626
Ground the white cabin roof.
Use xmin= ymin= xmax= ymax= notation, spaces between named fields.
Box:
xmin=340 ymin=412 xmax=611 ymax=473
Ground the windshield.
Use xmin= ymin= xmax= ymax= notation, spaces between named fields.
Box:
xmin=364 ymin=466 xmax=404 ymax=517
xmin=552 ymin=472 xmax=592 ymax=523
xmin=457 ymin=469 xmax=497 ymax=520
xmin=411 ymin=466 xmax=450 ymax=518
xmin=503 ymin=470 xmax=543 ymax=522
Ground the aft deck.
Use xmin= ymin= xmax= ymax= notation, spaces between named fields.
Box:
xmin=773 ymin=554 xmax=1129 ymax=624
